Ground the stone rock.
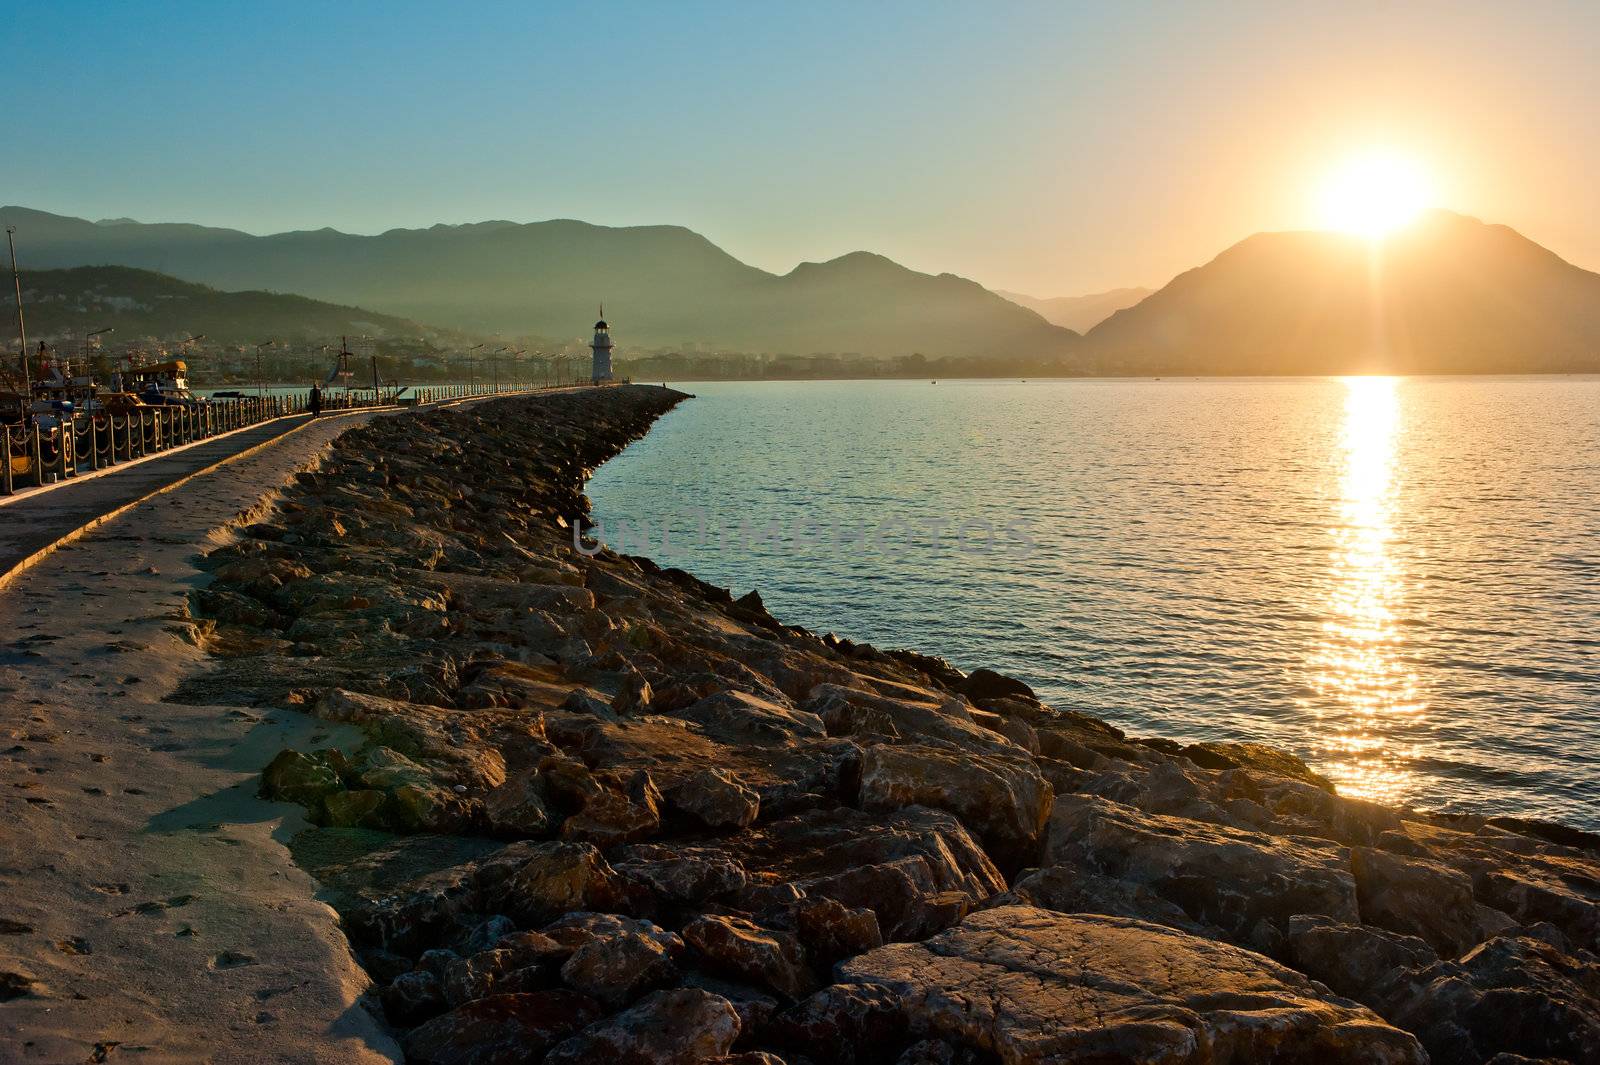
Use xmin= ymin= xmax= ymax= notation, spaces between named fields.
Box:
xmin=404 ymin=990 xmax=604 ymax=1065
xmin=1383 ymin=935 xmax=1600 ymax=1065
xmin=837 ymin=906 xmax=1426 ymax=1064
xmin=683 ymin=914 xmax=816 ymax=1001
xmin=560 ymin=929 xmax=676 ymax=1007
xmin=674 ymin=689 xmax=827 ymax=745
xmin=614 ymin=844 xmax=748 ymax=904
xmin=1283 ymin=915 xmax=1440 ymax=1008
xmin=955 ymin=668 xmax=1034 ymax=703
xmin=1181 ymin=740 xmax=1335 ymax=791
xmin=728 ymin=807 xmax=1006 ymax=941
xmin=1465 ymin=852 xmax=1600 ymax=952
xmin=381 ymin=969 xmax=446 ymax=1025
xmin=665 ymin=768 xmax=761 ymax=830
xmin=557 ymin=765 xmax=663 ymax=847
xmin=457 ymin=914 xmax=518 ymax=955
xmin=483 ymin=773 xmax=552 ymax=838
xmin=324 ymin=787 xmax=387 ymax=827
xmin=1004 ymin=865 xmax=1214 ymax=939
xmin=540 ymin=911 xmax=683 ymax=956
xmin=612 ymin=669 xmax=654 ymax=715
xmin=708 ymin=1055 xmax=788 ymax=1065
xmin=896 ymin=1040 xmax=975 ymax=1065
xmin=443 ymin=947 xmax=525 ymax=1007
xmin=858 ymin=743 xmax=1052 ymax=867
xmin=260 ymin=748 xmax=347 ymax=807
xmin=765 ymin=984 xmax=906 ymax=1065
xmin=805 ymin=683 xmax=1024 ymax=758
xmin=1351 ymin=845 xmax=1495 ymax=957
xmin=680 ymin=971 xmax=782 ymax=1042
xmin=545 ymin=988 xmax=741 ymax=1065
xmin=795 ymin=896 xmax=883 ymax=966
xmin=483 ymin=842 xmax=628 ymax=927
xmin=1037 ymin=794 xmax=1358 ymax=953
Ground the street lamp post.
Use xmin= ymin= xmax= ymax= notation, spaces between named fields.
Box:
xmin=6 ymin=226 xmax=29 ymax=395
xmin=254 ymin=340 xmax=274 ymax=398
xmin=83 ymin=326 xmax=114 ymax=409
xmin=465 ymin=343 xmax=485 ymax=393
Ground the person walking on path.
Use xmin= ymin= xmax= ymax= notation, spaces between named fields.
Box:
xmin=309 ymin=383 xmax=322 ymax=417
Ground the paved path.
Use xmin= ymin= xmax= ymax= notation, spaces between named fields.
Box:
xmin=0 ymin=389 xmax=578 ymax=1063
xmin=0 ymin=407 xmax=401 ymax=1064
xmin=0 ymin=414 xmax=319 ymax=582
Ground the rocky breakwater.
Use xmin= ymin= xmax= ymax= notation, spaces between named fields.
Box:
xmin=178 ymin=384 xmax=1600 ymax=1065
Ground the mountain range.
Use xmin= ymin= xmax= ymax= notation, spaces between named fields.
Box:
xmin=0 ymin=207 xmax=1069 ymax=360
xmin=4 ymin=205 xmax=1599 ymax=374
xmin=12 ymin=265 xmax=455 ymax=347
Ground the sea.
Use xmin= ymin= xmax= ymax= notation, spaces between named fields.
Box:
xmin=586 ymin=377 xmax=1600 ymax=828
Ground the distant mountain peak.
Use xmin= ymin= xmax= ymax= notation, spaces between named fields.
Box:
xmin=996 ymin=287 xmax=1154 ymax=332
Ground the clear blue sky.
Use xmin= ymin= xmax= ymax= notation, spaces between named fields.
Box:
xmin=10 ymin=1 xmax=1599 ymax=294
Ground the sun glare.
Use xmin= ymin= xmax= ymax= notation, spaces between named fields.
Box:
xmin=1316 ymin=154 xmax=1431 ymax=238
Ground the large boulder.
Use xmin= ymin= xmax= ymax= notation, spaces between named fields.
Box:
xmin=1031 ymin=794 xmax=1358 ymax=954
xmin=1385 ymin=935 xmax=1600 ymax=1065
xmin=726 ymin=807 xmax=1006 ymax=940
xmin=673 ymin=689 xmax=826 ymax=745
xmin=836 ymin=906 xmax=1426 ymax=1064
xmin=805 ymin=683 xmax=1026 ymax=758
xmin=858 ymin=744 xmax=1052 ymax=868
xmin=665 ymin=768 xmax=761 ymax=829
xmin=683 ymin=914 xmax=816 ymax=1001
xmin=404 ymin=991 xmax=604 ymax=1065
xmin=482 ymin=842 xmax=631 ymax=927
xmin=559 ymin=929 xmax=676 ymax=1007
xmin=1351 ymin=845 xmax=1501 ymax=957
xmin=545 ymin=987 xmax=742 ymax=1064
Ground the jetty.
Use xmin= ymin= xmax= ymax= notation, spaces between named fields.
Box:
xmin=2 ymin=386 xmax=1598 ymax=1064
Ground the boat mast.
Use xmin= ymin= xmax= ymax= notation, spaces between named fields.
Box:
xmin=6 ymin=226 xmax=29 ymax=394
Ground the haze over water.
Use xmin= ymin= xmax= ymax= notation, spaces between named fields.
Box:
xmin=588 ymin=377 xmax=1600 ymax=828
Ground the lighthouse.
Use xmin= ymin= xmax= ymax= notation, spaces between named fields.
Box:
xmin=590 ymin=307 xmax=614 ymax=384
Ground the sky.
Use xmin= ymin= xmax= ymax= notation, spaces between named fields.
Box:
xmin=10 ymin=1 xmax=1600 ymax=295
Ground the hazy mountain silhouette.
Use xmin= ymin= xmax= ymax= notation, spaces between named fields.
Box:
xmin=0 ymin=207 xmax=1074 ymax=359
xmin=8 ymin=206 xmax=1596 ymax=374
xmin=996 ymin=287 xmax=1153 ymax=331
xmin=1081 ymin=210 xmax=1600 ymax=374
xmin=12 ymin=265 xmax=455 ymax=346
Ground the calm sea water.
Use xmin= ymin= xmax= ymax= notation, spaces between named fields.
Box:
xmin=587 ymin=378 xmax=1600 ymax=827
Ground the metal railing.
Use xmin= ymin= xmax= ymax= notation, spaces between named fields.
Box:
xmin=0 ymin=378 xmax=619 ymax=497
xmin=2 ymin=395 xmax=288 ymax=496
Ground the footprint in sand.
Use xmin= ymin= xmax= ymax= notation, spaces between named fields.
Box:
xmin=210 ymin=950 xmax=256 ymax=970
xmin=0 ymin=971 xmax=34 ymax=1001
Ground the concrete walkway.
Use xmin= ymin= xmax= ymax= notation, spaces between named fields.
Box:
xmin=0 ymin=414 xmax=319 ymax=583
xmin=0 ymin=388 xmax=583 ymax=1062
xmin=0 ymin=405 xmax=418 ymax=1063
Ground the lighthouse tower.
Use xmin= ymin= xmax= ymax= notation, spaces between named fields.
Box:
xmin=590 ymin=307 xmax=614 ymax=384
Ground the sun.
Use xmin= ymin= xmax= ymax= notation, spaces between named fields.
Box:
xmin=1316 ymin=153 xmax=1432 ymax=238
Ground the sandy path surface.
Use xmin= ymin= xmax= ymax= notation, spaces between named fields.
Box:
xmin=0 ymin=407 xmax=407 ymax=1063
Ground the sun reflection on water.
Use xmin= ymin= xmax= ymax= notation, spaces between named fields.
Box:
xmin=1308 ymin=376 xmax=1424 ymax=804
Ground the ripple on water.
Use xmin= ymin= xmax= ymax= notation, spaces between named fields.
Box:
xmin=588 ymin=376 xmax=1600 ymax=828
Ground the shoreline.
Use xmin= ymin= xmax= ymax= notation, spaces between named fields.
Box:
xmin=6 ymin=386 xmax=1598 ymax=1063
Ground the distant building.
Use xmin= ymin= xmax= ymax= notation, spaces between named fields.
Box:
xmin=590 ymin=308 xmax=614 ymax=384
